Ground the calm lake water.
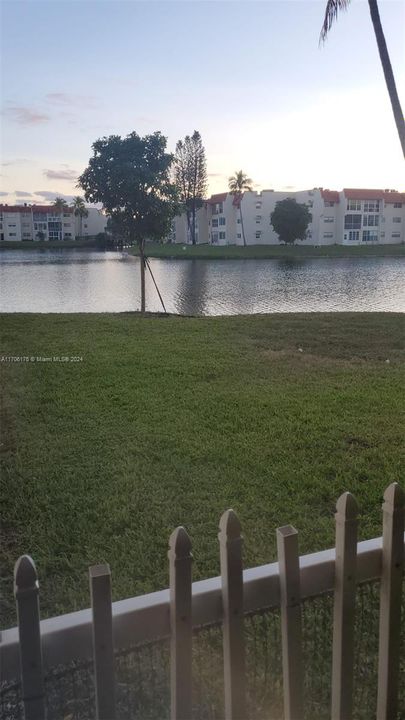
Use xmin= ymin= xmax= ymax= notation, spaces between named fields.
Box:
xmin=1 ymin=249 xmax=404 ymax=315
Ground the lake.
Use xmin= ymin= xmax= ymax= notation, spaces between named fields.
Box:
xmin=0 ymin=249 xmax=404 ymax=315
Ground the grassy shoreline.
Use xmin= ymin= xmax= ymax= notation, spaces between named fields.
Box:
xmin=1 ymin=240 xmax=405 ymax=258
xmin=1 ymin=312 xmax=404 ymax=626
xmin=130 ymin=242 xmax=405 ymax=260
xmin=0 ymin=238 xmax=98 ymax=250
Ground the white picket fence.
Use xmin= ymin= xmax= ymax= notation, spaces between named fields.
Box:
xmin=1 ymin=482 xmax=404 ymax=720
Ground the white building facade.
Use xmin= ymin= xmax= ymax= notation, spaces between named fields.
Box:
xmin=169 ymin=188 xmax=405 ymax=246
xmin=0 ymin=205 xmax=107 ymax=242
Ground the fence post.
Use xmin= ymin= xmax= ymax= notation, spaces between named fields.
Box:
xmin=376 ymin=482 xmax=404 ymax=720
xmin=331 ymin=492 xmax=358 ymax=720
xmin=276 ymin=525 xmax=303 ymax=720
xmin=218 ymin=509 xmax=246 ymax=720
xmin=169 ymin=526 xmax=193 ymax=720
xmin=14 ymin=555 xmax=46 ymax=720
xmin=89 ymin=563 xmax=115 ymax=720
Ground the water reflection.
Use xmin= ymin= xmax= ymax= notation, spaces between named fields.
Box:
xmin=0 ymin=249 xmax=404 ymax=314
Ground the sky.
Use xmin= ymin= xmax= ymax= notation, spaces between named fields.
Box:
xmin=0 ymin=0 xmax=404 ymax=205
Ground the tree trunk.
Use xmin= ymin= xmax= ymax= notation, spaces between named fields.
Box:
xmin=192 ymin=201 xmax=196 ymax=245
xmin=139 ymin=239 xmax=146 ymax=314
xmin=368 ymin=0 xmax=405 ymax=158
xmin=239 ymin=198 xmax=247 ymax=247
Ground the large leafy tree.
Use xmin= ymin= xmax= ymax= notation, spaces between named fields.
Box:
xmin=71 ymin=196 xmax=88 ymax=238
xmin=79 ymin=131 xmax=179 ymax=313
xmin=270 ymin=198 xmax=312 ymax=245
xmin=228 ymin=170 xmax=253 ymax=247
xmin=174 ymin=131 xmax=207 ymax=245
xmin=320 ymin=0 xmax=405 ymax=157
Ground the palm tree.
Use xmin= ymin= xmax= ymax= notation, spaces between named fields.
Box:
xmin=228 ymin=170 xmax=253 ymax=247
xmin=71 ymin=196 xmax=89 ymax=238
xmin=320 ymin=0 xmax=405 ymax=158
xmin=53 ymin=197 xmax=68 ymax=212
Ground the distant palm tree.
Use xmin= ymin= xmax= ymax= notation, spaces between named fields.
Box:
xmin=228 ymin=170 xmax=253 ymax=247
xmin=53 ymin=197 xmax=68 ymax=212
xmin=71 ymin=196 xmax=89 ymax=237
xmin=320 ymin=0 xmax=405 ymax=158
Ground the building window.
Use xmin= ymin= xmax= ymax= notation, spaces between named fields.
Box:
xmin=344 ymin=214 xmax=361 ymax=230
xmin=347 ymin=200 xmax=361 ymax=211
xmin=63 ymin=223 xmax=71 ymax=227
xmin=348 ymin=231 xmax=360 ymax=242
xmin=237 ymin=218 xmax=241 ymax=224
xmin=307 ymin=201 xmax=313 ymax=208
xmin=255 ymin=202 xmax=262 ymax=209
xmin=7 ymin=224 xmax=17 ymax=228
xmin=219 ymin=216 xmax=226 ymax=226
xmin=212 ymin=219 xmax=218 ymax=227
xmin=237 ymin=233 xmax=241 ymax=238
xmin=255 ymin=215 xmax=261 ymax=223
xmin=392 ymin=232 xmax=401 ymax=238
xmin=323 ymin=232 xmax=334 ymax=238
xmin=363 ymin=200 xmax=380 ymax=212
xmin=64 ymin=232 xmax=72 ymax=237
xmin=363 ymin=215 xmax=379 ymax=227
xmin=219 ymin=232 xmax=226 ymax=240
xmin=212 ymin=232 xmax=219 ymax=243
xmin=255 ymin=230 xmax=262 ymax=239
xmin=324 ymin=201 xmax=334 ymax=207
xmin=380 ymin=232 xmax=385 ymax=238
xmin=22 ymin=233 xmax=31 ymax=238
xmin=22 ymin=223 xmax=30 ymax=228
xmin=63 ymin=213 xmax=71 ymax=218
xmin=362 ymin=230 xmax=378 ymax=242
xmin=324 ymin=217 xmax=334 ymax=223
xmin=393 ymin=202 xmax=402 ymax=208
xmin=393 ymin=217 xmax=401 ymax=223
xmin=9 ymin=232 xmax=17 ymax=236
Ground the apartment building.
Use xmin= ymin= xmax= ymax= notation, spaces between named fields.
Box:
xmin=0 ymin=204 xmax=107 ymax=242
xmin=170 ymin=188 xmax=405 ymax=247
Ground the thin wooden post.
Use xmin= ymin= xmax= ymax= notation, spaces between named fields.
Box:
xmin=14 ymin=555 xmax=46 ymax=720
xmin=218 ymin=509 xmax=246 ymax=720
xmin=376 ymin=482 xmax=404 ymax=720
xmin=331 ymin=492 xmax=358 ymax=720
xmin=89 ymin=563 xmax=115 ymax=720
xmin=168 ymin=526 xmax=192 ymax=720
xmin=276 ymin=525 xmax=303 ymax=720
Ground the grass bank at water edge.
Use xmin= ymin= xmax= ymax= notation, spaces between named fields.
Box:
xmin=131 ymin=242 xmax=405 ymax=260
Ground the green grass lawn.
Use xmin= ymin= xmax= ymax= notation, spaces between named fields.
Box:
xmin=1 ymin=313 xmax=404 ymax=627
xmin=0 ymin=238 xmax=98 ymax=250
xmin=132 ymin=242 xmax=405 ymax=259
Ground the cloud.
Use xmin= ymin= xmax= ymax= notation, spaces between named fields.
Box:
xmin=1 ymin=158 xmax=31 ymax=167
xmin=35 ymin=190 xmax=75 ymax=202
xmin=46 ymin=92 xmax=99 ymax=109
xmin=15 ymin=191 xmax=33 ymax=197
xmin=43 ymin=167 xmax=78 ymax=181
xmin=3 ymin=106 xmax=49 ymax=124
xmin=0 ymin=191 xmax=9 ymax=197
xmin=208 ymin=173 xmax=226 ymax=178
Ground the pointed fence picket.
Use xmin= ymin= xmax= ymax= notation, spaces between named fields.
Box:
xmin=331 ymin=492 xmax=358 ymax=720
xmin=13 ymin=555 xmax=46 ymax=720
xmin=89 ymin=563 xmax=116 ymax=720
xmin=168 ymin=526 xmax=193 ymax=720
xmin=3 ymin=482 xmax=405 ymax=720
xmin=376 ymin=482 xmax=405 ymax=720
xmin=218 ymin=509 xmax=246 ymax=720
xmin=276 ymin=525 xmax=304 ymax=720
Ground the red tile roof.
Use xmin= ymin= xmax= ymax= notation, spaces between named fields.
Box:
xmin=0 ymin=204 xmax=73 ymax=213
xmin=205 ymin=193 xmax=228 ymax=205
xmin=343 ymin=188 xmax=405 ymax=203
xmin=321 ymin=189 xmax=340 ymax=203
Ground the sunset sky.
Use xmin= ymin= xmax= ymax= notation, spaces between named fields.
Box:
xmin=1 ymin=0 xmax=404 ymax=205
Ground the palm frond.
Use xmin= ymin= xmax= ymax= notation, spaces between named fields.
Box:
xmin=320 ymin=0 xmax=350 ymax=43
